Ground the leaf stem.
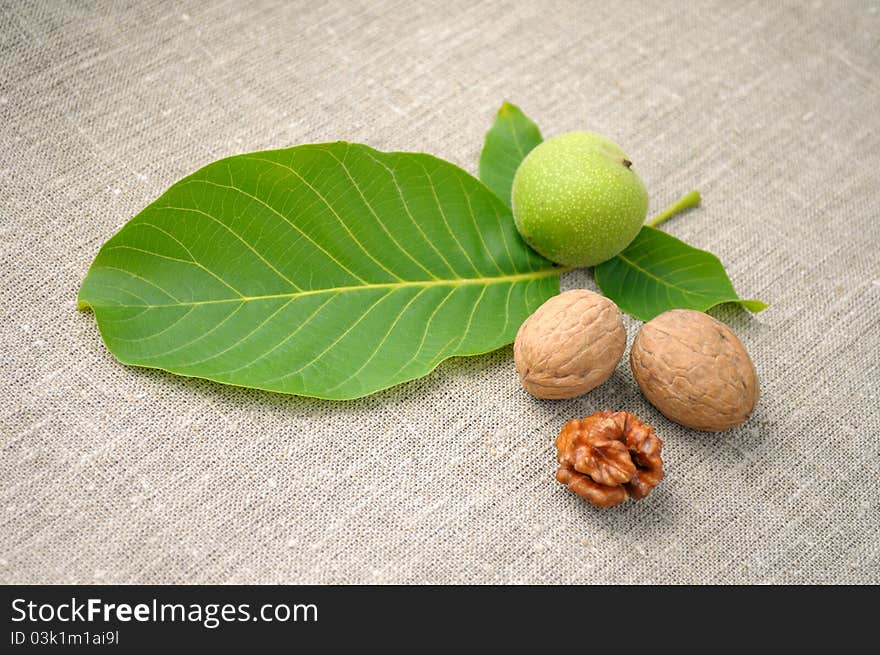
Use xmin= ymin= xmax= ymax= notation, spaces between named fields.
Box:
xmin=646 ymin=190 xmax=701 ymax=228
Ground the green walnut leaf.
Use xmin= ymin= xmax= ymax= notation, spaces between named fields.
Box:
xmin=594 ymin=226 xmax=768 ymax=322
xmin=478 ymin=101 xmax=543 ymax=207
xmin=78 ymin=142 xmax=563 ymax=400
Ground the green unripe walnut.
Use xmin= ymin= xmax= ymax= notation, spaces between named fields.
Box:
xmin=511 ymin=131 xmax=649 ymax=267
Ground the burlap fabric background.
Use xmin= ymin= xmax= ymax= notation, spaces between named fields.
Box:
xmin=2 ymin=0 xmax=878 ymax=585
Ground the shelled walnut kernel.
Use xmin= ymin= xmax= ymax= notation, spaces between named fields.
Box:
xmin=555 ymin=410 xmax=664 ymax=508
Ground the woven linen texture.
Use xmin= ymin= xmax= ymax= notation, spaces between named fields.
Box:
xmin=1 ymin=0 xmax=878 ymax=583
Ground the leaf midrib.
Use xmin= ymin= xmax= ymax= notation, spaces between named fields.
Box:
xmin=614 ymin=253 xmax=721 ymax=299
xmin=87 ymin=266 xmax=570 ymax=309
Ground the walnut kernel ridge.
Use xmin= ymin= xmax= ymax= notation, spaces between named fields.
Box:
xmin=555 ymin=410 xmax=664 ymax=507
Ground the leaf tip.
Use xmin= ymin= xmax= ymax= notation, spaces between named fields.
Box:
xmin=76 ymin=288 xmax=92 ymax=312
xmin=742 ymin=299 xmax=769 ymax=313
xmin=498 ymin=101 xmax=520 ymax=118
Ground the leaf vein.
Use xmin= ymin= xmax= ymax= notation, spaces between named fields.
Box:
xmin=183 ymin=179 xmax=365 ymax=285
xmin=456 ymin=175 xmax=504 ymax=275
xmin=90 ymin=267 xmax=567 ymax=309
xmin=135 ymin=302 xmax=246 ymax=362
xmin=359 ymin=149 xmax=460 ymax=278
xmin=155 ymin=205 xmax=302 ymax=291
xmin=92 ymin=266 xmax=181 ymax=303
xmin=419 ymin=161 xmax=481 ymax=277
xmin=182 ymin=297 xmax=298 ymax=371
xmin=615 ymin=253 xmax=715 ymax=297
xmin=319 ymin=145 xmax=440 ymax=280
xmin=245 ymin=154 xmax=403 ymax=282
xmin=110 ymin=305 xmax=196 ymax=343
xmin=105 ymin=245 xmax=244 ymax=297
xmin=263 ymin=290 xmax=396 ymax=385
xmin=323 ymin=287 xmax=430 ymax=394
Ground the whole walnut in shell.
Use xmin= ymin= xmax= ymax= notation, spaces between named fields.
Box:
xmin=514 ymin=290 xmax=626 ymax=399
xmin=630 ymin=309 xmax=759 ymax=432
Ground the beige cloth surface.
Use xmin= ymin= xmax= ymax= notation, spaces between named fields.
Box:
xmin=1 ymin=0 xmax=878 ymax=584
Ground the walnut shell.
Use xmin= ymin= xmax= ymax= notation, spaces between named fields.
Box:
xmin=514 ymin=290 xmax=626 ymax=399
xmin=630 ymin=309 xmax=759 ymax=432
